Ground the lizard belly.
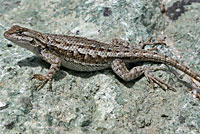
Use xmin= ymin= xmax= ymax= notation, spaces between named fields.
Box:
xmin=61 ymin=59 xmax=110 ymax=72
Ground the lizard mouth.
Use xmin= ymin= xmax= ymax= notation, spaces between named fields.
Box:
xmin=4 ymin=30 xmax=12 ymax=40
xmin=4 ymin=31 xmax=15 ymax=41
xmin=4 ymin=25 xmax=34 ymax=43
xmin=4 ymin=25 xmax=22 ymax=41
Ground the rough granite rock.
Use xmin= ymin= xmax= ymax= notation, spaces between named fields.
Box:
xmin=0 ymin=0 xmax=200 ymax=133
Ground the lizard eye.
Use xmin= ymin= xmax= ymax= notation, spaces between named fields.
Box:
xmin=17 ymin=30 xmax=23 ymax=35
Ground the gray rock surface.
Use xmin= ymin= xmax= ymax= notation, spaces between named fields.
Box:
xmin=0 ymin=0 xmax=200 ymax=133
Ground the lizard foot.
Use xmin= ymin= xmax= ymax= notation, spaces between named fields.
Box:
xmin=144 ymin=67 xmax=176 ymax=92
xmin=139 ymin=37 xmax=167 ymax=49
xmin=31 ymin=74 xmax=52 ymax=90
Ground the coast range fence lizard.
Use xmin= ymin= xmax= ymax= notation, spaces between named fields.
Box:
xmin=4 ymin=25 xmax=200 ymax=97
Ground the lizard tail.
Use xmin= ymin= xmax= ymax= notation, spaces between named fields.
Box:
xmin=164 ymin=56 xmax=200 ymax=83
xmin=136 ymin=52 xmax=200 ymax=83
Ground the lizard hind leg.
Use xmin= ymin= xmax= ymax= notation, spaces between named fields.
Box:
xmin=111 ymin=59 xmax=176 ymax=91
xmin=138 ymin=36 xmax=167 ymax=49
xmin=112 ymin=38 xmax=130 ymax=45
xmin=111 ymin=37 xmax=166 ymax=51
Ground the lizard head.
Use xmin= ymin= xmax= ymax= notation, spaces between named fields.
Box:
xmin=4 ymin=25 xmax=35 ymax=45
xmin=4 ymin=25 xmax=44 ymax=53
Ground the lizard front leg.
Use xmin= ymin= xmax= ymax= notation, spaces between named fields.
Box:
xmin=32 ymin=49 xmax=61 ymax=90
xmin=111 ymin=59 xmax=175 ymax=91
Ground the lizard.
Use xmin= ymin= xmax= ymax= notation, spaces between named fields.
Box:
xmin=3 ymin=25 xmax=200 ymax=92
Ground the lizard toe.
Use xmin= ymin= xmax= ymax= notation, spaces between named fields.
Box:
xmin=32 ymin=74 xmax=48 ymax=90
xmin=144 ymin=69 xmax=176 ymax=92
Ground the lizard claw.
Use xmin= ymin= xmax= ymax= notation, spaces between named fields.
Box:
xmin=31 ymin=74 xmax=51 ymax=90
xmin=144 ymin=68 xmax=176 ymax=92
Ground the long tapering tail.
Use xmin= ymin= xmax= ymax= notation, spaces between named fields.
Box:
xmin=135 ymin=52 xmax=200 ymax=83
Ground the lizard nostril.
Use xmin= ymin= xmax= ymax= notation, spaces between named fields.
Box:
xmin=3 ymin=31 xmax=9 ymax=38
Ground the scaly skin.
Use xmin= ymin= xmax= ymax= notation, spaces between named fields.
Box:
xmin=4 ymin=25 xmax=200 ymax=91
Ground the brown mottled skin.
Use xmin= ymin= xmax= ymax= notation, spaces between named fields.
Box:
xmin=4 ymin=25 xmax=200 ymax=90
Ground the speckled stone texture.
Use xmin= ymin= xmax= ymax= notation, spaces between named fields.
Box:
xmin=0 ymin=0 xmax=200 ymax=133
